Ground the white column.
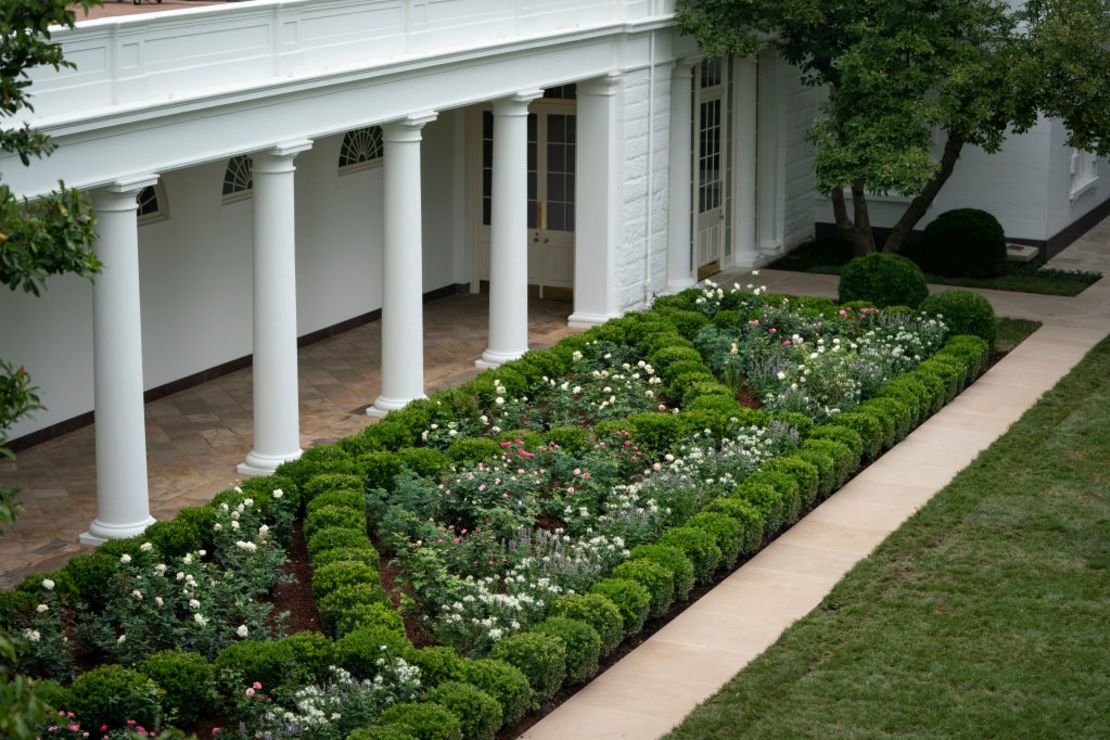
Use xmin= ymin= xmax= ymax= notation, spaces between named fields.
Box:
xmin=732 ymin=58 xmax=760 ymax=270
xmin=667 ymin=58 xmax=696 ymax=291
xmin=569 ymin=74 xmax=622 ymax=328
xmin=757 ymin=48 xmax=785 ymax=256
xmin=476 ymin=90 xmax=543 ymax=369
xmin=238 ymin=140 xmax=312 ymax=476
xmin=81 ymin=175 xmax=158 ymax=545
xmin=368 ymin=112 xmax=438 ymax=417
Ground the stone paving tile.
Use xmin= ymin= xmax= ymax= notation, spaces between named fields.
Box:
xmin=0 ymin=294 xmax=574 ymax=587
xmin=524 ymin=234 xmax=1110 ymax=739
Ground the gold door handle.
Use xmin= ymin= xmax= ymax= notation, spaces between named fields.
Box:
xmin=538 ymin=201 xmax=547 ymax=231
xmin=542 ymin=237 xmax=549 ymax=244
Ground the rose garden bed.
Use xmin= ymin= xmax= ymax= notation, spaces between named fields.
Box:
xmin=2 ymin=280 xmax=999 ymax=740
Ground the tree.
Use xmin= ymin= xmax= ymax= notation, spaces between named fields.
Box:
xmin=1 ymin=2 xmax=101 ymax=736
xmin=675 ymin=0 xmax=1110 ymax=255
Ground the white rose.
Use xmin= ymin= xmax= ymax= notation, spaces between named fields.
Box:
xmin=41 ymin=579 xmax=55 ymax=591
xmin=213 ymin=523 xmax=223 ymax=532
xmin=194 ymin=613 xmax=209 ymax=626
xmin=189 ymin=599 xmax=201 ymax=609
xmin=236 ymin=625 xmax=249 ymax=638
xmin=140 ymin=542 xmax=153 ymax=552
xmin=24 ymin=629 xmax=41 ymax=642
xmin=154 ymin=596 xmax=164 ymax=607
xmin=117 ymin=634 xmax=127 ymax=644
xmin=36 ymin=604 xmax=49 ymax=614
xmin=131 ymin=590 xmax=143 ymax=601
xmin=272 ymin=489 xmax=284 ymax=499
xmin=120 ymin=554 xmax=132 ymax=564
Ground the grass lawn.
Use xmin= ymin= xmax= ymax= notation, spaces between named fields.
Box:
xmin=995 ymin=317 xmax=1042 ymax=353
xmin=770 ymin=240 xmax=1101 ymax=296
xmin=666 ymin=335 xmax=1110 ymax=739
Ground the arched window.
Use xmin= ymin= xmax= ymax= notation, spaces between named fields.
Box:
xmin=222 ymin=155 xmax=253 ymax=202
xmin=137 ymin=182 xmax=168 ymax=225
xmin=338 ymin=127 xmax=384 ymax=173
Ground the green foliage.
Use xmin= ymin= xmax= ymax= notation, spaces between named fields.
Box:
xmin=397 ymin=447 xmax=450 ymax=479
xmin=363 ymin=452 xmax=404 ymax=492
xmin=334 ymin=602 xmax=405 ymax=639
xmin=141 ymin=519 xmax=201 ymax=559
xmin=460 ymin=658 xmax=533 ymax=726
xmin=138 ymin=650 xmax=214 ymax=726
xmin=828 ymin=412 xmax=884 ymax=460
xmin=627 ymin=543 xmax=697 ymax=600
xmin=658 ymin=527 xmax=722 ymax=583
xmin=61 ymin=552 xmax=118 ymax=608
xmin=303 ymin=474 xmax=365 ymax=507
xmin=337 ymin=626 xmax=412 ymax=679
xmin=378 ymin=702 xmax=463 ymax=740
xmin=308 ymin=527 xmax=372 ymax=558
xmin=838 ymin=254 xmax=928 ymax=308
xmin=306 ymin=490 xmax=365 ymax=516
xmin=701 ymin=498 xmax=766 ymax=554
xmin=214 ymin=640 xmax=292 ymax=697
xmin=444 ymin=437 xmax=501 ymax=464
xmin=800 ymin=437 xmax=857 ymax=489
xmin=311 ymin=544 xmax=381 ymax=570
xmin=687 ymin=512 xmax=745 ymax=570
xmin=647 ymin=346 xmax=704 ymax=375
xmin=921 ymin=290 xmax=999 ymax=348
xmin=590 ymin=578 xmax=653 ymax=636
xmin=543 ymin=426 xmax=590 ymax=452
xmin=919 ymin=209 xmax=1007 ymax=277
xmin=408 ymin=647 xmax=465 ymax=688
xmin=304 ymin=504 xmax=365 ymax=541
xmin=312 ymin=560 xmax=380 ymax=600
xmin=319 ymin=584 xmax=392 ymax=637
xmin=612 ymin=559 xmax=676 ymax=618
xmin=489 ymin=631 xmax=567 ymax=704
xmin=532 ymin=618 xmax=602 ymax=686
xmin=794 ymin=446 xmax=837 ymax=498
xmin=550 ymin=593 xmax=625 ymax=656
xmin=762 ymin=456 xmax=821 ymax=509
xmin=624 ymin=413 xmax=682 ymax=453
xmin=346 ymin=727 xmax=418 ymax=740
xmin=279 ymin=631 xmax=337 ymax=684
xmin=70 ymin=664 xmax=162 ymax=731
xmin=425 ymin=681 xmax=503 ymax=740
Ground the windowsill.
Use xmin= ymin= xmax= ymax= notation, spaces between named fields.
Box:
xmin=1070 ymin=176 xmax=1098 ymax=202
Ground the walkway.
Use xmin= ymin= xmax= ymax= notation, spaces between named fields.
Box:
xmin=523 ymin=246 xmax=1110 ymax=738
xmin=0 ymin=294 xmax=574 ymax=588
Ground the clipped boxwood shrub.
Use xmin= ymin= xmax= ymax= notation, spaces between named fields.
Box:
xmin=426 ymin=681 xmax=503 ymax=740
xmin=444 ymin=437 xmax=501 ymax=464
xmin=280 ymin=630 xmax=337 ymax=684
xmin=312 ymin=560 xmax=380 ymax=600
xmin=732 ymin=481 xmax=786 ymax=536
xmin=303 ymin=473 xmax=364 ymax=507
xmin=647 ymin=345 xmax=704 ymax=375
xmin=838 ymin=253 xmax=929 ymax=308
xmin=319 ymin=584 xmax=392 ymax=636
xmin=142 ymin=518 xmax=202 ymax=559
xmin=800 ymin=438 xmax=856 ymax=488
xmin=396 ymin=446 xmax=450 ymax=479
xmin=214 ymin=639 xmax=292 ymax=697
xmin=624 ymin=413 xmax=682 ymax=453
xmin=687 ymin=512 xmax=745 ymax=570
xmin=829 ymin=411 xmax=884 ymax=460
xmin=919 ymin=208 xmax=1007 ymax=278
xmin=663 ymin=359 xmax=714 ymax=387
xmin=550 ymin=593 xmax=624 ymax=656
xmin=308 ymin=527 xmax=371 ymax=558
xmin=657 ymin=527 xmax=721 ymax=584
xmin=808 ymin=424 xmax=863 ymax=459
xmin=378 ymin=702 xmax=462 ymax=740
xmin=34 ymin=679 xmax=73 ymax=715
xmin=312 ymin=545 xmax=381 ymax=571
xmin=681 ymin=380 xmax=732 ymax=407
xmin=70 ymin=664 xmax=163 ymax=732
xmin=627 ymin=544 xmax=696 ymax=601
xmin=544 ymin=426 xmax=590 ymax=452
xmin=408 ymin=646 xmax=465 ymax=688
xmin=337 ymin=626 xmax=412 ymax=679
xmin=666 ymin=370 xmax=717 ymax=402
xmin=138 ymin=650 xmax=213 ymax=726
xmin=687 ymin=394 xmax=743 ymax=416
xmin=862 ymin=396 xmax=912 ymax=445
xmin=346 ymin=726 xmax=418 ymax=740
xmin=590 ymin=578 xmax=652 ymax=636
xmin=907 ymin=367 xmax=947 ymax=415
xmin=745 ymin=470 xmax=802 ymax=528
xmin=761 ymin=456 xmax=820 ymax=509
xmin=702 ymin=497 xmax=765 ymax=554
xmin=921 ymin=290 xmax=998 ymax=347
xmin=875 ymin=376 xmax=927 ymax=428
xmin=612 ymin=558 xmax=675 ymax=618
xmin=304 ymin=504 xmax=365 ymax=542
xmin=918 ymin=357 xmax=963 ymax=402
xmin=62 ymin=552 xmax=119 ymax=608
xmin=533 ymin=617 xmax=602 ymax=686
xmin=794 ymin=446 xmax=836 ymax=498
xmin=460 ymin=658 xmax=533 ymax=726
xmin=306 ymin=489 xmax=365 ymax=516
xmin=335 ymin=602 xmax=405 ymax=638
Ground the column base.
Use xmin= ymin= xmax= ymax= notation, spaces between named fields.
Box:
xmin=475 ymin=349 xmax=525 ymax=369
xmin=666 ymin=277 xmax=697 ymax=293
xmin=80 ymin=514 xmax=157 ymax=545
xmin=567 ymin=311 xmax=620 ymax=329
xmin=236 ymin=448 xmax=303 ymax=477
xmin=367 ymin=394 xmax=427 ymax=418
xmin=730 ymin=253 xmax=771 ymax=273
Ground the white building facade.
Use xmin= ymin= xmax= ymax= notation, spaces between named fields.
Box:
xmin=1 ymin=0 xmax=1102 ymax=543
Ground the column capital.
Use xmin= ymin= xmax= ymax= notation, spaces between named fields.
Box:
xmin=382 ymin=112 xmax=438 ymax=142
xmin=672 ymin=56 xmax=700 ymax=76
xmin=493 ymin=89 xmax=543 ymax=117
xmin=92 ymin=174 xmax=159 ymax=212
xmin=578 ymin=73 xmax=622 ymax=97
xmin=254 ymin=139 xmax=313 ymax=174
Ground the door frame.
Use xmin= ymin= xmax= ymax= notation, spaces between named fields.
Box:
xmin=693 ymin=59 xmax=730 ymax=280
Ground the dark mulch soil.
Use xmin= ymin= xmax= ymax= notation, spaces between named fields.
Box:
xmin=737 ymin=385 xmax=762 ymax=410
xmin=270 ymin=523 xmax=322 ymax=635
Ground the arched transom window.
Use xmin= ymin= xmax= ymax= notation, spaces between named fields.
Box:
xmin=137 ymin=183 xmax=168 ymax=225
xmin=338 ymin=127 xmax=384 ymax=172
xmin=222 ymin=155 xmax=253 ymax=202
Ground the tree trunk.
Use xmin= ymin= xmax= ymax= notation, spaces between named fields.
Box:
xmin=830 ymin=185 xmax=876 ymax=256
xmin=883 ymin=131 xmax=967 ymax=253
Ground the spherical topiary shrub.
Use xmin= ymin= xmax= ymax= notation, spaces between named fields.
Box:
xmin=627 ymin=544 xmax=696 ymax=600
xmin=377 ymin=702 xmax=462 ymax=740
xmin=459 ymin=658 xmax=533 ymax=726
xmin=612 ymin=559 xmax=675 ymax=618
xmin=319 ymin=583 xmax=392 ymax=636
xmin=549 ymin=593 xmax=624 ymax=656
xmin=138 ymin=650 xmax=214 ymax=726
xmin=532 ymin=617 xmax=602 ymax=686
xmin=311 ymin=545 xmax=381 ymax=571
xmin=306 ymin=489 xmax=365 ymax=516
xmin=213 ymin=639 xmax=292 ymax=699
xmin=335 ymin=601 xmax=405 ymax=638
xmin=408 ymin=646 xmax=465 ymax=688
xmin=658 ymin=527 xmax=722 ymax=583
xmin=920 ymin=290 xmax=998 ymax=347
xmin=304 ymin=504 xmax=366 ymax=541
xmin=346 ymin=727 xmax=418 ymax=740
xmin=308 ymin=527 xmax=373 ymax=558
xmin=70 ymin=664 xmax=163 ymax=732
xmin=488 ymin=631 xmax=567 ymax=704
xmin=589 ymin=578 xmax=652 ymax=636
xmin=838 ymin=253 xmax=929 ymax=308
xmin=279 ymin=630 xmax=338 ymax=684
xmin=426 ymin=681 xmax=503 ymax=740
xmin=311 ymin=560 xmax=380 ymax=600
xmin=336 ymin=625 xmax=412 ymax=679
xmin=919 ymin=208 xmax=1007 ymax=277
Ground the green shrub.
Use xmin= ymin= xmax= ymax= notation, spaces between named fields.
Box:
xmin=63 ymin=552 xmax=119 ymax=607
xmin=647 ymin=346 xmax=704 ymax=375
xmin=280 ymin=631 xmax=337 ymax=683
xmin=138 ymin=650 xmax=213 ymax=726
xmin=489 ymin=632 xmax=566 ymax=704
xmin=612 ymin=558 xmax=675 ymax=617
xmin=657 ymin=527 xmax=721 ymax=584
xmin=800 ymin=438 xmax=856 ymax=489
xmin=408 ymin=646 xmax=465 ymax=688
xmin=319 ymin=584 xmax=392 ymax=636
xmin=681 ymin=380 xmax=732 ymax=407
xmin=921 ymin=290 xmax=998 ymax=348
xmin=808 ymin=424 xmax=864 ymax=459
xmin=732 ymin=481 xmax=786 ymax=536
xmin=666 ymin=370 xmax=717 ymax=402
xmin=312 ymin=545 xmax=381 ymax=571
xmin=687 ymin=512 xmax=745 ymax=570
xmin=337 ymin=626 xmax=412 ymax=679
xmin=70 ymin=664 xmax=163 ymax=731
xmin=875 ymin=376 xmax=926 ymax=428
xmin=307 ymin=489 xmax=365 ymax=516
xmin=214 ymin=639 xmax=292 ymax=697
xmin=625 ymin=413 xmax=682 ymax=453
xmin=687 ymin=395 xmax=743 ymax=416
xmin=496 ymin=429 xmax=544 ymax=450
xmin=663 ymin=359 xmax=714 ymax=387
xmin=768 ymin=410 xmax=815 ymax=437
xmin=543 ymin=426 xmax=590 ymax=452
xmin=346 ymin=727 xmax=418 ymax=740
xmin=590 ymin=578 xmax=652 ymax=636
xmin=746 ymin=470 xmax=802 ymax=528
xmin=762 ymin=456 xmax=820 ymax=509
xmin=378 ymin=702 xmax=462 ymax=740
xmin=794 ymin=446 xmax=836 ymax=498
xmin=445 ymin=437 xmax=501 ymax=464
xmin=907 ymin=367 xmax=947 ymax=415
xmin=532 ymin=617 xmax=601 ymax=686
xmin=426 ymin=681 xmax=503 ymax=740
xmin=653 ymin=308 xmax=711 ymax=339
xmin=838 ymin=253 xmax=928 ymax=308
xmin=142 ymin=518 xmax=202 ymax=559
xmin=303 ymin=473 xmax=364 ymax=506
xmin=308 ymin=527 xmax=371 ymax=558
xmin=918 ymin=208 xmax=1007 ymax=278
xmin=282 ymin=445 xmax=363 ymax=487
xmin=550 ymin=593 xmax=624 ymax=656
xmin=862 ymin=397 xmax=913 ymax=444
xmin=304 ymin=504 xmax=366 ymax=543
xmin=312 ymin=560 xmax=379 ymax=600
xmin=918 ymin=357 xmax=963 ymax=402
xmin=701 ymin=498 xmax=765 ymax=554
xmin=829 ymin=411 xmax=883 ymax=460
xmin=460 ymin=658 xmax=533 ymax=726
xmin=335 ymin=602 xmax=405 ymax=638
xmin=33 ymin=679 xmax=73 ymax=714
xmin=397 ymin=447 xmax=450 ymax=479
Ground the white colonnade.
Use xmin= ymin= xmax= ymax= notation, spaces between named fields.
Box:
xmin=667 ymin=58 xmax=697 ymax=291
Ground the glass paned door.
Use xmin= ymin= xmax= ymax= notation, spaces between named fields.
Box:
xmin=694 ymin=60 xmax=728 ymax=278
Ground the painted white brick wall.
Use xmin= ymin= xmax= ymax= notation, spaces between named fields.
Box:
xmin=617 ymin=68 xmax=653 ymax=311
xmin=782 ymin=68 xmax=820 ymax=248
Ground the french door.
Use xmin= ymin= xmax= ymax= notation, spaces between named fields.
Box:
xmin=478 ymin=94 xmax=576 ymax=293
xmin=694 ymin=59 xmax=728 ymax=279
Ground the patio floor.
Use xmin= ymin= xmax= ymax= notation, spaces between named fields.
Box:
xmin=0 ymin=294 xmax=575 ymax=587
